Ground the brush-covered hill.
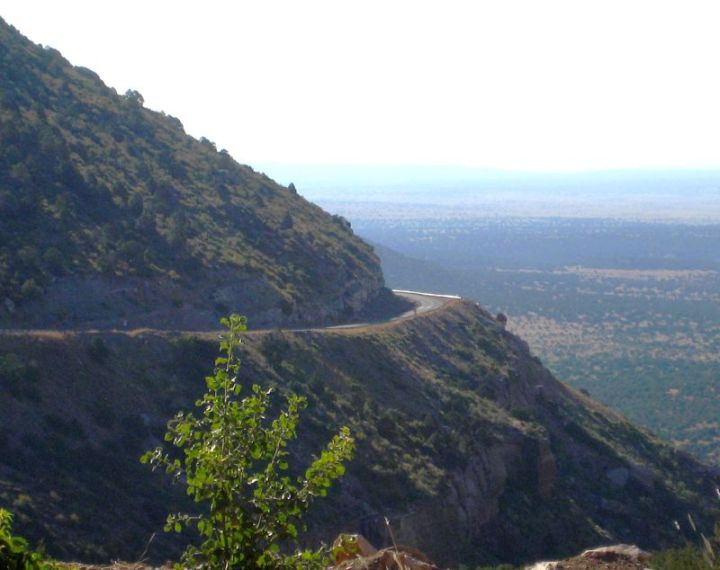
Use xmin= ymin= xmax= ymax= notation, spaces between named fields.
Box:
xmin=0 ymin=301 xmax=716 ymax=567
xmin=0 ymin=17 xmax=383 ymax=329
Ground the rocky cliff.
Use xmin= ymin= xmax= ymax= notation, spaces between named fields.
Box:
xmin=0 ymin=301 xmax=715 ymax=567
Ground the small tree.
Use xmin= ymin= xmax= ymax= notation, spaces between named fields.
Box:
xmin=0 ymin=509 xmax=56 ymax=570
xmin=142 ymin=315 xmax=354 ymax=569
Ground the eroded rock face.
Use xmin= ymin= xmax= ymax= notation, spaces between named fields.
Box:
xmin=0 ymin=262 xmax=384 ymax=330
xmin=290 ymin=268 xmax=384 ymax=326
xmin=298 ymin=303 xmax=717 ymax=567
xmin=362 ymin=432 xmax=560 ymax=564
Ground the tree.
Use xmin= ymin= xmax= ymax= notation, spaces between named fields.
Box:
xmin=0 ymin=509 xmax=57 ymax=570
xmin=141 ymin=315 xmax=354 ymax=569
xmin=166 ymin=211 xmax=187 ymax=248
xmin=124 ymin=89 xmax=144 ymax=106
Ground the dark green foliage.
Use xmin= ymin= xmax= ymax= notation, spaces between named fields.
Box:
xmin=262 ymin=333 xmax=291 ymax=369
xmin=0 ymin=353 xmax=41 ymax=401
xmin=651 ymin=545 xmax=714 ymax=569
xmin=651 ymin=520 xmax=720 ymax=570
xmin=142 ymin=315 xmax=354 ymax=569
xmin=0 ymin=353 xmax=24 ymax=386
xmin=43 ymin=414 xmax=86 ymax=440
xmin=171 ymin=336 xmax=217 ymax=383
xmin=0 ymin=16 xmax=381 ymax=318
xmin=0 ymin=509 xmax=57 ymax=570
xmin=86 ymin=337 xmax=110 ymax=363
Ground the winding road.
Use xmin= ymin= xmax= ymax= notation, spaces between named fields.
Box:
xmin=0 ymin=290 xmax=462 ymax=337
xmin=321 ymin=289 xmax=461 ymax=331
xmin=392 ymin=290 xmax=461 ymax=315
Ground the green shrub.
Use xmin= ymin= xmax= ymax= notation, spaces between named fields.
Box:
xmin=651 ymin=518 xmax=720 ymax=569
xmin=0 ymin=509 xmax=57 ymax=570
xmin=651 ymin=545 xmax=714 ymax=569
xmin=0 ymin=354 xmax=24 ymax=385
xmin=0 ymin=354 xmax=41 ymax=401
xmin=43 ymin=414 xmax=86 ymax=440
xmin=142 ymin=314 xmax=354 ymax=569
xmin=86 ymin=337 xmax=110 ymax=363
xmin=19 ymin=279 xmax=42 ymax=301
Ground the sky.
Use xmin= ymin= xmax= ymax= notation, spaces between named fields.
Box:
xmin=3 ymin=1 xmax=720 ymax=172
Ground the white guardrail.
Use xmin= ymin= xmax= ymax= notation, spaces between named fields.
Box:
xmin=392 ymin=289 xmax=462 ymax=300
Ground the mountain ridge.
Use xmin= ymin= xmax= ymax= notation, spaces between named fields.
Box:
xmin=0 ymin=16 xmax=383 ymax=329
xmin=0 ymin=15 xmax=718 ymax=569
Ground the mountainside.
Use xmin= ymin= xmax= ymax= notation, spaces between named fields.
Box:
xmin=0 ymin=17 xmax=383 ymax=329
xmin=1 ymin=15 xmax=719 ymax=570
xmin=1 ymin=301 xmax=716 ymax=567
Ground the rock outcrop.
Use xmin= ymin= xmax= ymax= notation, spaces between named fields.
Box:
xmin=527 ymin=544 xmax=651 ymax=570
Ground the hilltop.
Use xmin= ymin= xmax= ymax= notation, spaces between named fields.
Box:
xmin=0 ymin=17 xmax=383 ymax=329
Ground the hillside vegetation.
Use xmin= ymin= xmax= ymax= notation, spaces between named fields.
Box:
xmin=1 ymin=301 xmax=716 ymax=568
xmin=1 ymin=15 xmax=719 ymax=570
xmin=358 ymin=213 xmax=720 ymax=463
xmin=0 ymin=17 xmax=383 ymax=329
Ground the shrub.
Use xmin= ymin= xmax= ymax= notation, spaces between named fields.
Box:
xmin=86 ymin=337 xmax=110 ymax=363
xmin=42 ymin=247 xmax=65 ymax=276
xmin=142 ymin=314 xmax=354 ymax=569
xmin=0 ymin=354 xmax=24 ymax=384
xmin=0 ymin=509 xmax=57 ymax=569
xmin=19 ymin=279 xmax=42 ymax=301
xmin=0 ymin=354 xmax=41 ymax=401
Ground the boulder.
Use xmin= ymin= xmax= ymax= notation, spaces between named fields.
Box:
xmin=580 ymin=544 xmax=650 ymax=563
xmin=331 ymin=534 xmax=440 ymax=570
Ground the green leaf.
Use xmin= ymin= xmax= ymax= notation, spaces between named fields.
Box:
xmin=139 ymin=313 xmax=353 ymax=568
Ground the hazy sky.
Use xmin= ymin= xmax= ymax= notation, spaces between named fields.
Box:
xmin=3 ymin=1 xmax=720 ymax=171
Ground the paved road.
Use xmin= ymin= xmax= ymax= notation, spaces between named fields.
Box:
xmin=393 ymin=289 xmax=461 ymax=315
xmin=321 ymin=289 xmax=461 ymax=331
xmin=0 ymin=290 xmax=461 ymax=336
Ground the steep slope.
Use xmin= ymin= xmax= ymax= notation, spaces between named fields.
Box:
xmin=1 ymin=302 xmax=716 ymax=567
xmin=0 ymin=18 xmax=383 ymax=329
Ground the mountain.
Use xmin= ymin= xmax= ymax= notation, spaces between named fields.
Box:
xmin=0 ymin=16 xmax=718 ymax=570
xmin=0 ymin=17 xmax=383 ymax=329
xmin=1 ymin=301 xmax=717 ymax=567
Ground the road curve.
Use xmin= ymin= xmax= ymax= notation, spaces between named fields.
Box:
xmin=0 ymin=290 xmax=461 ymax=337
xmin=318 ymin=289 xmax=461 ymax=331
xmin=392 ymin=289 xmax=461 ymax=315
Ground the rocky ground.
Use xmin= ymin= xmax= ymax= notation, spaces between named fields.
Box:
xmin=55 ymin=543 xmax=652 ymax=569
xmin=526 ymin=545 xmax=650 ymax=570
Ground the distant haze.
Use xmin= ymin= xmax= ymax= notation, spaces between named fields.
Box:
xmin=259 ymin=166 xmax=720 ymax=222
xmin=3 ymin=1 xmax=720 ymax=171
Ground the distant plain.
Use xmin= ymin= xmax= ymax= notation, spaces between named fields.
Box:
xmin=279 ymin=169 xmax=720 ymax=462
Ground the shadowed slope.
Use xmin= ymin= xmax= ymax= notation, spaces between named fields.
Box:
xmin=0 ymin=301 xmax=715 ymax=567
